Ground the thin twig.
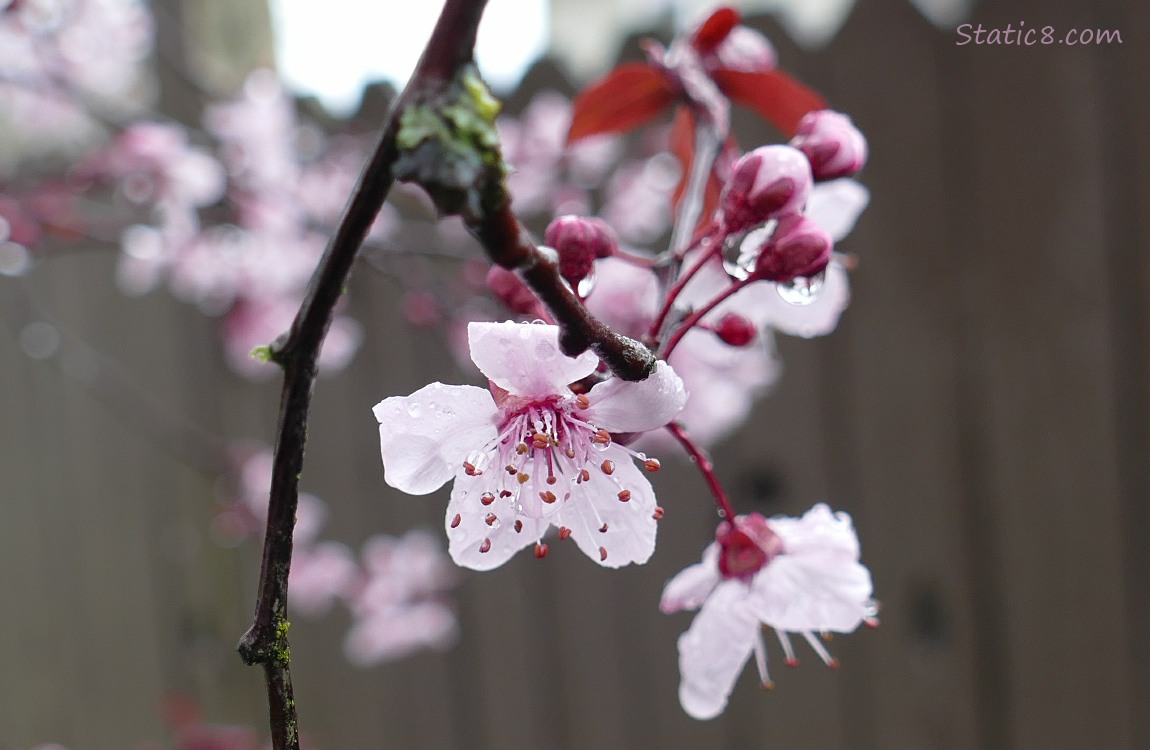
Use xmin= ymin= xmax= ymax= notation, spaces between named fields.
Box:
xmin=467 ymin=203 xmax=656 ymax=380
xmin=666 ymin=422 xmax=736 ymax=520
xmin=235 ymin=2 xmax=489 ymax=748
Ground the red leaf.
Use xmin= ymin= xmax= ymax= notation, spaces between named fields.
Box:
xmin=567 ymin=63 xmax=675 ymax=144
xmin=691 ymin=7 xmax=742 ymax=53
xmin=711 ymin=69 xmax=827 ymax=137
xmin=669 ymin=107 xmax=696 ymax=210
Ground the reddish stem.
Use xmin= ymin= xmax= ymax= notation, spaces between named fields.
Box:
xmin=648 ymin=225 xmax=723 ymax=340
xmin=659 ymin=274 xmax=751 ymax=358
xmin=666 ymin=422 xmax=736 ymax=520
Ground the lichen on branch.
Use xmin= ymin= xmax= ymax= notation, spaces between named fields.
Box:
xmin=395 ymin=66 xmax=509 ymax=220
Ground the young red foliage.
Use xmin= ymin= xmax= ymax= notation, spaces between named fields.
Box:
xmin=690 ymin=6 xmax=741 ymax=53
xmin=567 ymin=63 xmax=675 ymax=144
xmin=711 ymin=69 xmax=827 ymax=138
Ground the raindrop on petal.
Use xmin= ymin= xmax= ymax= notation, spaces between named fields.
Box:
xmin=777 ymin=272 xmax=825 ymax=306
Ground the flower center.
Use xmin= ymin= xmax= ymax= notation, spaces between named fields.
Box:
xmin=716 ymin=513 xmax=784 ymax=579
xmin=461 ymin=394 xmax=622 ymax=521
xmin=457 ymin=392 xmax=665 ymax=562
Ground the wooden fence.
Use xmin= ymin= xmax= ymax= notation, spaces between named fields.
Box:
xmin=1 ymin=0 xmax=1147 ymax=747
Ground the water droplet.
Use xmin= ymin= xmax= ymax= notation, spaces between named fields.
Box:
xmin=534 ymin=340 xmax=556 ymax=361
xmin=465 ymin=450 xmax=491 ymax=472
xmin=576 ymin=271 xmax=596 ymax=298
xmin=723 ymin=223 xmax=773 ymax=280
xmin=489 ymin=518 xmax=502 ymax=530
xmin=777 ymin=272 xmax=825 ymax=306
xmin=440 ymin=405 xmax=456 ymax=418
xmin=427 ymin=400 xmax=438 ymax=410
xmin=20 ymin=321 xmax=59 ymax=360
xmin=0 ymin=241 xmax=30 ymax=276
xmin=406 ymin=401 xmax=423 ymax=417
xmin=722 ymin=258 xmax=752 ymax=281
xmin=592 ymin=441 xmax=611 ymax=452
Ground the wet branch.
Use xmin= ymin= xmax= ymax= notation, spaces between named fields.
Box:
xmin=234 ymin=2 xmax=489 ymax=748
xmin=468 ymin=203 xmax=656 ymax=381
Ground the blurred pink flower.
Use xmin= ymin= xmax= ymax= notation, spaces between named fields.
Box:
xmin=343 ymin=530 xmax=460 ymax=665
xmin=223 ymin=297 xmax=363 ymax=380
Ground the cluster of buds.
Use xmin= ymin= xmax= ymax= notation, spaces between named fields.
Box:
xmin=717 ymin=109 xmax=866 ymax=284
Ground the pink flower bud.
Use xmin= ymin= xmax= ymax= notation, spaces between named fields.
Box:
xmin=486 ymin=266 xmax=538 ymax=314
xmin=719 ymin=145 xmax=812 ymax=232
xmin=544 ymin=215 xmax=618 ymax=287
xmin=708 ymin=26 xmax=776 ymax=73
xmin=752 ymin=214 xmax=833 ymax=283
xmin=716 ymin=513 xmax=783 ymax=579
xmin=712 ymin=313 xmax=756 ymax=347
xmin=791 ymin=110 xmax=868 ymax=181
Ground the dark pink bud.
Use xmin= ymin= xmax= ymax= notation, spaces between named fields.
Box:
xmin=713 ymin=313 xmax=756 ymax=347
xmin=544 ymin=215 xmax=618 ymax=287
xmin=486 ymin=266 xmax=538 ymax=314
xmin=791 ymin=110 xmax=868 ymax=181
xmin=752 ymin=214 xmax=833 ymax=283
xmin=716 ymin=513 xmax=783 ymax=579
xmin=719 ymin=145 xmax=812 ymax=232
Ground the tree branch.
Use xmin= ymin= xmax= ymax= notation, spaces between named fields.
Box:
xmin=469 ymin=203 xmax=656 ymax=381
xmin=235 ymin=2 xmax=490 ymax=749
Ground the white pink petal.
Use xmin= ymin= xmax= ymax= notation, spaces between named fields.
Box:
xmin=374 ymin=383 xmax=498 ymax=495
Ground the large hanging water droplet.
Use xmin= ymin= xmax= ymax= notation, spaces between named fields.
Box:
xmin=777 ymin=272 xmax=825 ymax=306
xmin=722 ymin=258 xmax=752 ymax=281
xmin=723 ymin=223 xmax=774 ymax=281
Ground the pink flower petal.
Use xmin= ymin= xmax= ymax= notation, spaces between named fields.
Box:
xmin=750 ymin=552 xmax=872 ymax=633
xmin=755 ymin=260 xmax=851 ymax=339
xmin=676 ymin=580 xmax=761 ymax=720
xmin=443 ymin=472 xmax=546 ymax=571
xmin=805 ymin=178 xmax=869 ymax=242
xmin=660 ymin=543 xmax=721 ymax=614
xmin=467 ymin=321 xmax=598 ymax=396
xmin=750 ymin=505 xmax=872 ymax=632
xmin=555 ymin=446 xmax=658 ymax=568
xmin=583 ymin=361 xmax=688 ymax=433
xmin=768 ymin=502 xmax=861 ymax=558
xmin=344 ymin=601 xmax=459 ymax=666
xmin=373 ymin=383 xmax=498 ymax=495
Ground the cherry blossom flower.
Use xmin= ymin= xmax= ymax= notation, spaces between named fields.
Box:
xmin=374 ymin=321 xmax=687 ymax=570
xmin=343 ymin=530 xmax=460 ymax=665
xmin=660 ymin=504 xmax=874 ymax=719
